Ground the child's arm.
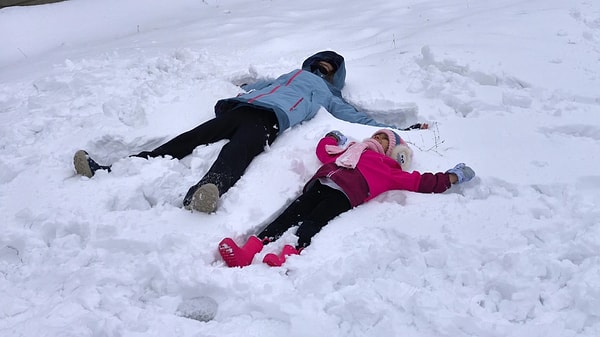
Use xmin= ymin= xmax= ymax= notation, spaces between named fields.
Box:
xmin=416 ymin=172 xmax=453 ymax=193
xmin=315 ymin=131 xmax=347 ymax=163
xmin=417 ymin=163 xmax=476 ymax=193
xmin=389 ymin=163 xmax=475 ymax=194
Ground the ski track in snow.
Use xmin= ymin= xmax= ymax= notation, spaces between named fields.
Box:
xmin=1 ymin=0 xmax=600 ymax=336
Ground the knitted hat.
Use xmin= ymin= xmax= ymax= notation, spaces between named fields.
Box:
xmin=372 ymin=129 xmax=413 ymax=171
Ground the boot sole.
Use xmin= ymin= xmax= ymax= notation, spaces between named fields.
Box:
xmin=73 ymin=150 xmax=93 ymax=178
xmin=188 ymin=183 xmax=219 ymax=213
xmin=218 ymin=239 xmax=238 ymax=267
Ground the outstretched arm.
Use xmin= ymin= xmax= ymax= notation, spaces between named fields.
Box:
xmin=327 ymin=97 xmax=429 ymax=131
xmin=387 ymin=163 xmax=475 ymax=194
xmin=327 ymin=96 xmax=392 ymax=127
xmin=416 ymin=163 xmax=476 ymax=193
xmin=327 ymin=96 xmax=429 ymax=130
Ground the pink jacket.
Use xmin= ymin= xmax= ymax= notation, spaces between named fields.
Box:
xmin=305 ymin=135 xmax=424 ymax=207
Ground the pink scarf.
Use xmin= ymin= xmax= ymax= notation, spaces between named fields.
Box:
xmin=325 ymin=139 xmax=385 ymax=169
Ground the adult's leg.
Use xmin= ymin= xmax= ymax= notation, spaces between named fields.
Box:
xmin=257 ymin=181 xmax=351 ymax=247
xmin=192 ymin=108 xmax=278 ymax=195
xmin=76 ymin=109 xmax=273 ymax=179
xmin=134 ymin=113 xmax=246 ymax=160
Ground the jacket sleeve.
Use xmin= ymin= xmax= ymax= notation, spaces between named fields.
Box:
xmin=417 ymin=172 xmax=452 ymax=193
xmin=386 ymin=167 xmax=452 ymax=194
xmin=327 ymin=96 xmax=393 ymax=128
xmin=240 ymin=78 xmax=274 ymax=92
xmin=315 ymin=136 xmax=340 ymax=164
xmin=387 ymin=168 xmax=422 ymax=192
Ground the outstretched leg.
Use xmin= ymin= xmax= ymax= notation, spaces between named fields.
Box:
xmin=134 ymin=113 xmax=247 ymax=160
xmin=184 ymin=108 xmax=278 ymax=212
xmin=257 ymin=181 xmax=351 ymax=248
xmin=74 ymin=112 xmax=240 ymax=177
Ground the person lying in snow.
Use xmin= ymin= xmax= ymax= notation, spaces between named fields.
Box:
xmin=73 ymin=50 xmax=427 ymax=214
xmin=218 ymin=129 xmax=475 ymax=267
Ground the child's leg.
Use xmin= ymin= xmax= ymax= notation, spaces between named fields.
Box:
xmin=256 ymin=186 xmax=323 ymax=243
xmin=294 ymin=183 xmax=351 ymax=248
xmin=257 ymin=181 xmax=351 ymax=247
xmin=261 ymin=182 xmax=351 ymax=267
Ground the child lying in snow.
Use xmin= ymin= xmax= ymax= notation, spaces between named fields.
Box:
xmin=218 ymin=129 xmax=475 ymax=267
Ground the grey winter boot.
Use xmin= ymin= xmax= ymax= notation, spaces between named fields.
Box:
xmin=73 ymin=150 xmax=112 ymax=178
xmin=184 ymin=183 xmax=220 ymax=213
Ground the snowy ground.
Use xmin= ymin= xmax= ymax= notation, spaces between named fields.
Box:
xmin=1 ymin=0 xmax=599 ymax=336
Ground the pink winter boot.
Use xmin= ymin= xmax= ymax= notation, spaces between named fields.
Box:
xmin=262 ymin=245 xmax=300 ymax=267
xmin=218 ymin=236 xmax=263 ymax=267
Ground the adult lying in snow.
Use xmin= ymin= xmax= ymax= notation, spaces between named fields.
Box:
xmin=218 ymin=129 xmax=475 ymax=267
xmin=73 ymin=50 xmax=427 ymax=213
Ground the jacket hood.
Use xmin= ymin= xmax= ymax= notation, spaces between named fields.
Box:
xmin=301 ymin=50 xmax=346 ymax=96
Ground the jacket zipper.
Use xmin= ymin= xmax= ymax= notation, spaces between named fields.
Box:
xmin=289 ymin=97 xmax=304 ymax=111
xmin=247 ymin=70 xmax=304 ymax=104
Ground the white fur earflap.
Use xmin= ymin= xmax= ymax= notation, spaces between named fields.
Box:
xmin=391 ymin=144 xmax=413 ymax=171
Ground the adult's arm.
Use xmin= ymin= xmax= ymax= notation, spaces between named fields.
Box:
xmin=327 ymin=96 xmax=394 ymax=128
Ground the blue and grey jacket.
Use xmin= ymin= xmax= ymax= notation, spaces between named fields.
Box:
xmin=214 ymin=51 xmax=391 ymax=132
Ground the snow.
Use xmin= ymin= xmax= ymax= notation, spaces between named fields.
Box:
xmin=1 ymin=0 xmax=599 ymax=336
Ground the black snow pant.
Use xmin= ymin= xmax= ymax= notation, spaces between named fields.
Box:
xmin=257 ymin=181 xmax=352 ymax=249
xmin=134 ymin=107 xmax=279 ymax=195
